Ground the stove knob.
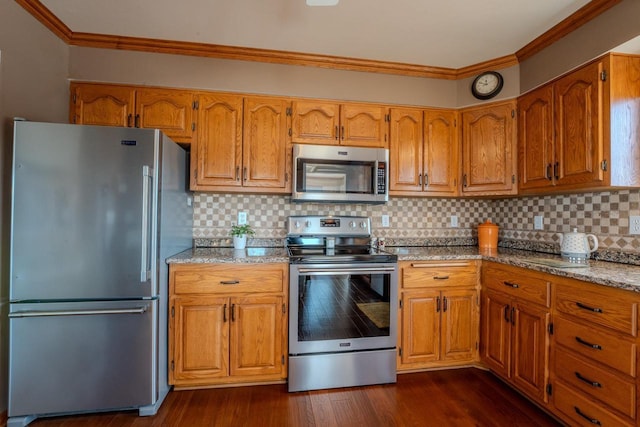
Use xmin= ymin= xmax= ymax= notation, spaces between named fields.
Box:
xmin=360 ymin=221 xmax=367 ymax=229
xmin=349 ymin=221 xmax=356 ymax=228
xmin=294 ymin=221 xmax=301 ymax=229
xmin=305 ymin=220 xmax=312 ymax=228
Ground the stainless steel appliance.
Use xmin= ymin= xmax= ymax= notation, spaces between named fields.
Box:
xmin=292 ymin=144 xmax=389 ymax=204
xmin=8 ymin=121 xmax=193 ymax=427
xmin=286 ymin=215 xmax=398 ymax=392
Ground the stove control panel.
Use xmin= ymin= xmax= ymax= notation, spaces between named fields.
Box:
xmin=287 ymin=215 xmax=371 ymax=236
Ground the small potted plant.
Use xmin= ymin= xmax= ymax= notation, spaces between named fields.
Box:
xmin=230 ymin=224 xmax=255 ymax=249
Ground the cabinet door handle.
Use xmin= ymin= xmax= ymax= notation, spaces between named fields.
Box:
xmin=341 ymin=125 xmax=345 ymax=140
xmin=576 ymin=302 xmax=603 ymax=313
xmin=504 ymin=305 xmax=510 ymax=323
xmin=424 ymin=173 xmax=429 ymax=187
xmin=546 ymin=163 xmax=552 ymax=180
xmin=127 ymin=114 xmax=132 ymax=127
xmin=436 ymin=296 xmax=441 ymax=313
xmin=575 ymin=372 xmax=602 ymax=388
xmin=134 ymin=114 xmax=140 ymax=128
xmin=220 ymin=280 xmax=240 ymax=285
xmin=418 ymin=174 xmax=422 ymax=186
xmin=443 ymin=296 xmax=448 ymax=312
xmin=235 ymin=166 xmax=240 ymax=181
xmin=511 ymin=307 xmax=515 ymax=325
xmin=554 ymin=162 xmax=559 ymax=180
xmin=575 ymin=336 xmax=602 ymax=350
xmin=243 ymin=167 xmax=247 ymax=181
xmin=433 ymin=275 xmax=450 ymax=280
xmin=574 ymin=406 xmax=601 ymax=426
xmin=503 ymin=281 xmax=519 ymax=289
xmin=223 ymin=303 xmax=228 ymax=322
xmin=231 ymin=304 xmax=236 ymax=322
xmin=462 ymin=174 xmax=468 ymax=187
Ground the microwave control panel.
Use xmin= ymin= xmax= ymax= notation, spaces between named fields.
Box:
xmin=377 ymin=162 xmax=387 ymax=194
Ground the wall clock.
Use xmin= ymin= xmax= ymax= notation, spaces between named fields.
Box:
xmin=471 ymin=71 xmax=504 ymax=100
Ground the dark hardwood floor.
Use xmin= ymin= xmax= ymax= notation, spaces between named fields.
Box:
xmin=28 ymin=368 xmax=560 ymax=427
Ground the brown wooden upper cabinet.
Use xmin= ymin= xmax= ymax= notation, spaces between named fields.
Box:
xmin=291 ymin=101 xmax=388 ymax=148
xmin=389 ymin=108 xmax=459 ymax=196
xmin=461 ymin=100 xmax=518 ymax=196
xmin=191 ymin=94 xmax=291 ymax=193
xmin=519 ymin=53 xmax=640 ymax=194
xmin=70 ymin=82 xmax=196 ymax=146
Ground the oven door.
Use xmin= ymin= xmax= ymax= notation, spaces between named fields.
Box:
xmin=289 ymin=262 xmax=398 ymax=355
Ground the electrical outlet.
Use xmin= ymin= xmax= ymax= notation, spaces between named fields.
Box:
xmin=381 ymin=215 xmax=390 ymax=227
xmin=450 ymin=215 xmax=458 ymax=228
xmin=630 ymin=216 xmax=640 ymax=234
xmin=238 ymin=212 xmax=247 ymax=225
xmin=534 ymin=215 xmax=544 ymax=230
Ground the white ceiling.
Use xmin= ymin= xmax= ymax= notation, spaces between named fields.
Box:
xmin=41 ymin=0 xmax=595 ymax=69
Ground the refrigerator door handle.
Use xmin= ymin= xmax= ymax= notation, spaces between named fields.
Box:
xmin=9 ymin=306 xmax=148 ymax=318
xmin=140 ymin=165 xmax=154 ymax=282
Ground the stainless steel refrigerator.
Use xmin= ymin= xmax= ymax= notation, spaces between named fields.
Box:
xmin=7 ymin=121 xmax=193 ymax=427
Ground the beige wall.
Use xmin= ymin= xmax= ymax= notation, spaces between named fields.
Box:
xmin=69 ymin=47 xmax=458 ymax=108
xmin=520 ymin=0 xmax=640 ymax=92
xmin=0 ymin=0 xmax=70 ymax=413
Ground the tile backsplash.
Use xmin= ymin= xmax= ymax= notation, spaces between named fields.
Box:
xmin=193 ymin=190 xmax=640 ymax=253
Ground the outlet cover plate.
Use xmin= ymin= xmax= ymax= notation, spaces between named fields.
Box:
xmin=630 ymin=216 xmax=640 ymax=234
xmin=534 ymin=216 xmax=544 ymax=230
xmin=238 ymin=212 xmax=247 ymax=225
xmin=381 ymin=215 xmax=390 ymax=227
xmin=450 ymin=215 xmax=458 ymax=228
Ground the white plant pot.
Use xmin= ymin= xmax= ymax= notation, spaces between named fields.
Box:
xmin=233 ymin=235 xmax=247 ymax=249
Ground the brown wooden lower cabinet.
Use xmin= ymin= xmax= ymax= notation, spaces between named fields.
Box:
xmin=168 ymin=263 xmax=288 ymax=388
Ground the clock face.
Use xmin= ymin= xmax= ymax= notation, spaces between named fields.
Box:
xmin=472 ymin=71 xmax=504 ymax=100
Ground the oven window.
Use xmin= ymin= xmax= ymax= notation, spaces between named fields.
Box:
xmin=297 ymin=272 xmax=391 ymax=341
xmin=297 ymin=159 xmax=374 ymax=194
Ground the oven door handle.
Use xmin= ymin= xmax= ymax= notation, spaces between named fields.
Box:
xmin=297 ymin=267 xmax=396 ymax=274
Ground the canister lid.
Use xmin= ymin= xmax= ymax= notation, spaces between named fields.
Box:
xmin=478 ymin=219 xmax=499 ymax=229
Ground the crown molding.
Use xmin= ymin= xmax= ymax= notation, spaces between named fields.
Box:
xmin=17 ymin=0 xmax=619 ymax=80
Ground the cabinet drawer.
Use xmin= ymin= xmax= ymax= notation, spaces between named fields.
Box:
xmin=482 ymin=263 xmax=550 ymax=307
xmin=553 ymin=381 xmax=634 ymax=427
xmin=555 ymin=280 xmax=637 ymax=336
xmin=170 ymin=264 xmax=286 ymax=294
xmin=401 ymin=261 xmax=477 ymax=289
xmin=554 ymin=315 xmax=636 ymax=377
xmin=554 ymin=348 xmax=635 ymax=418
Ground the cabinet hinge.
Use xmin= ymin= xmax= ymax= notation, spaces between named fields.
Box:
xmin=546 ymin=383 xmax=552 ymax=396
xmin=600 ymin=70 xmax=607 ymax=81
xmin=385 ymin=114 xmax=391 ymax=122
xmin=282 ymin=303 xmax=286 ymax=314
xmin=194 ymin=169 xmax=197 ymax=179
xmin=171 ymin=360 xmax=175 ymax=371
xmin=399 ymin=300 xmax=403 ymax=309
xmin=285 ymin=172 xmax=289 ymax=183
xmin=601 ymin=160 xmax=608 ymax=171
xmin=512 ymin=175 xmax=516 ymax=184
xmin=475 ymin=341 xmax=478 ymax=350
xmin=282 ymin=355 xmax=285 ymax=365
xmin=287 ymin=107 xmax=292 ymax=116
xmin=288 ymin=128 xmax=292 ymax=137
xmin=73 ymin=93 xmax=77 ymax=104
xmin=548 ymin=322 xmax=554 ymax=335
xmin=511 ymin=109 xmax=515 ymax=118
xmin=454 ymin=119 xmax=457 ymax=127
xmin=192 ymin=123 xmax=196 ymax=131
xmin=399 ymin=348 xmax=403 ymax=357
xmin=192 ymin=101 xmax=199 ymax=110
xmin=171 ymin=306 xmax=175 ymax=318
xmin=73 ymin=116 xmax=77 ymax=124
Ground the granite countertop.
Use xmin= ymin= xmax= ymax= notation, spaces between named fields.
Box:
xmin=167 ymin=245 xmax=640 ymax=293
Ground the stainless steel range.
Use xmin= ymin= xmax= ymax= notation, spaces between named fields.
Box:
xmin=286 ymin=215 xmax=398 ymax=392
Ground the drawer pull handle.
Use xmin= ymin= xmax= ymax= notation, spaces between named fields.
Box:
xmin=576 ymin=302 xmax=603 ymax=313
xmin=575 ymin=336 xmax=602 ymax=350
xmin=575 ymin=372 xmax=602 ymax=388
xmin=433 ymin=275 xmax=450 ymax=280
xmin=503 ymin=281 xmax=519 ymax=288
xmin=574 ymin=406 xmax=602 ymax=426
xmin=220 ymin=280 xmax=240 ymax=285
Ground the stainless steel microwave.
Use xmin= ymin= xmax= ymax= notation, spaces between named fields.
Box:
xmin=292 ymin=144 xmax=389 ymax=204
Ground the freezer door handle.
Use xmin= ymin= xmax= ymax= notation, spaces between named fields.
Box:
xmin=9 ymin=306 xmax=148 ymax=318
xmin=140 ymin=165 xmax=154 ymax=282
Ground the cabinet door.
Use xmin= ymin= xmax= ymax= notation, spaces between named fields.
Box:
xmin=554 ymin=60 xmax=605 ymax=188
xmin=424 ymin=109 xmax=459 ymax=195
xmin=518 ymin=85 xmax=554 ymax=191
xmin=171 ymin=296 xmax=229 ymax=384
xmin=340 ymin=103 xmax=388 ymax=148
xmin=441 ymin=289 xmax=477 ymax=362
xmin=242 ymin=97 xmax=290 ymax=190
xmin=193 ymin=93 xmax=243 ymax=188
xmin=135 ymin=88 xmax=196 ymax=145
xmin=229 ymin=296 xmax=284 ymax=378
xmin=291 ymin=101 xmax=339 ymax=145
xmin=481 ymin=290 xmax=511 ymax=378
xmin=389 ymin=108 xmax=423 ymax=192
xmin=461 ymin=101 xmax=517 ymax=195
xmin=70 ymin=83 xmax=135 ymax=127
xmin=511 ymin=302 xmax=550 ymax=403
xmin=400 ymin=290 xmax=440 ymax=366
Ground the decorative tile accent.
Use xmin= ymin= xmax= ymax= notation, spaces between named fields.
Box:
xmin=192 ymin=189 xmax=640 ymax=254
